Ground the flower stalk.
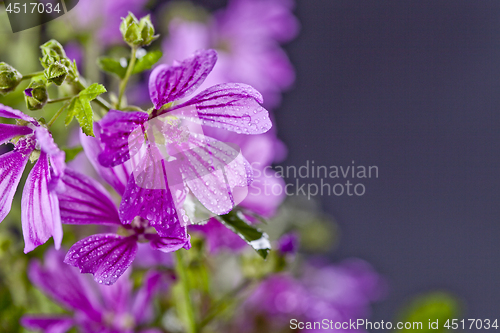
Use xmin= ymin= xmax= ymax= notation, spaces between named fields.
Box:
xmin=175 ymin=250 xmax=198 ymax=333
xmin=117 ymin=46 xmax=137 ymax=109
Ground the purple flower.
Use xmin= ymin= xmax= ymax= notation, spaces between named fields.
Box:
xmin=97 ymin=49 xmax=272 ymax=227
xmin=163 ymin=0 xmax=299 ymax=108
xmin=21 ymin=249 xmax=163 ymax=333
xmin=57 ymin=167 xmax=190 ymax=285
xmin=242 ymin=259 xmax=386 ymax=332
xmin=0 ymin=104 xmax=65 ymax=253
xmin=277 ymin=232 xmax=299 ymax=254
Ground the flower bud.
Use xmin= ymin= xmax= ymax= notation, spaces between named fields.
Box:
xmin=24 ymin=80 xmax=48 ymax=111
xmin=0 ymin=62 xmax=22 ymax=94
xmin=120 ymin=13 xmax=158 ymax=48
xmin=44 ymin=62 xmax=68 ymax=86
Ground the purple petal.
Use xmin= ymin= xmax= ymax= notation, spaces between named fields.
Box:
xmin=35 ymin=127 xmax=66 ymax=190
xmin=21 ymin=316 xmax=74 ymax=333
xmin=119 ymin=145 xmax=182 ymax=228
xmin=80 ymin=123 xmax=131 ymax=196
xmin=167 ymin=83 xmax=272 ymax=134
xmin=177 ymin=136 xmax=253 ymax=215
xmin=98 ymin=110 xmax=148 ymax=167
xmin=0 ymin=103 xmax=36 ymax=123
xmin=132 ymin=271 xmax=162 ymax=323
xmin=65 ymin=234 xmax=138 ymax=285
xmin=28 ymin=249 xmax=103 ymax=320
xmin=22 ymin=151 xmax=63 ymax=253
xmin=0 ymin=149 xmax=29 ymax=223
xmin=0 ymin=123 xmax=32 ymax=145
xmin=149 ymin=49 xmax=217 ymax=109
xmin=58 ymin=168 xmax=121 ymax=226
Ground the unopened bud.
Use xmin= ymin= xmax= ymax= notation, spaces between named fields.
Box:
xmin=45 ymin=62 xmax=68 ymax=86
xmin=25 ymin=80 xmax=48 ymax=111
xmin=120 ymin=13 xmax=158 ymax=48
xmin=0 ymin=62 xmax=22 ymax=94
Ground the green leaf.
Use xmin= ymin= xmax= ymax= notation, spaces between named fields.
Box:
xmin=395 ymin=292 xmax=462 ymax=332
xmin=132 ymin=50 xmax=163 ymax=75
xmin=97 ymin=50 xmax=163 ymax=79
xmin=97 ymin=57 xmax=127 ymax=79
xmin=62 ymin=146 xmax=83 ymax=162
xmin=217 ymin=210 xmax=271 ymax=259
xmin=65 ymin=83 xmax=106 ymax=136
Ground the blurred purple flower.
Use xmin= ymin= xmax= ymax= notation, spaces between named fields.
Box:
xmin=0 ymin=104 xmax=65 ymax=253
xmin=163 ymin=0 xmax=299 ymax=108
xmin=21 ymin=249 xmax=162 ymax=333
xmin=242 ymin=259 xmax=386 ymax=332
xmin=57 ymin=168 xmax=190 ymax=285
xmin=277 ymin=232 xmax=299 ymax=254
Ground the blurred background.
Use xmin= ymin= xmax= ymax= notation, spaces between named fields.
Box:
xmin=274 ymin=0 xmax=500 ymax=320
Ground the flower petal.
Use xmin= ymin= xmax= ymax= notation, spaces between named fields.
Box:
xmin=168 ymin=83 xmax=272 ymax=134
xmin=80 ymin=123 xmax=131 ymax=196
xmin=58 ymin=168 xmax=121 ymax=226
xmin=0 ymin=103 xmax=36 ymax=123
xmin=176 ymin=136 xmax=253 ymax=215
xmin=22 ymin=151 xmax=63 ymax=253
xmin=64 ymin=234 xmax=138 ymax=285
xmin=28 ymin=249 xmax=103 ymax=320
xmin=35 ymin=126 xmax=66 ymax=190
xmin=0 ymin=123 xmax=32 ymax=145
xmin=98 ymin=110 xmax=148 ymax=167
xmin=0 ymin=149 xmax=29 ymax=223
xmin=149 ymin=49 xmax=217 ymax=109
xmin=119 ymin=145 xmax=183 ymax=228
xmin=21 ymin=316 xmax=74 ymax=333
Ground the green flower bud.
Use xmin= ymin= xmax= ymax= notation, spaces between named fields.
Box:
xmin=0 ymin=62 xmax=22 ymax=94
xmin=44 ymin=62 xmax=69 ymax=86
xmin=120 ymin=13 xmax=158 ymax=47
xmin=24 ymin=80 xmax=48 ymax=111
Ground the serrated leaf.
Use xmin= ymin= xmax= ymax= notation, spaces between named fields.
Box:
xmin=132 ymin=50 xmax=163 ymax=75
xmin=97 ymin=57 xmax=127 ymax=79
xmin=97 ymin=50 xmax=163 ymax=79
xmin=65 ymin=83 xmax=106 ymax=137
xmin=62 ymin=146 xmax=83 ymax=162
xmin=217 ymin=210 xmax=271 ymax=259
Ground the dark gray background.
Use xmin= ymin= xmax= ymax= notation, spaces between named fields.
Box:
xmin=195 ymin=0 xmax=500 ymax=321
xmin=277 ymin=0 xmax=500 ymax=321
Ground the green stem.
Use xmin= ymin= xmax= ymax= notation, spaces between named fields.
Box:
xmin=21 ymin=71 xmax=44 ymax=80
xmin=117 ymin=47 xmax=137 ymax=109
xmin=47 ymin=101 xmax=70 ymax=127
xmin=175 ymin=250 xmax=198 ymax=333
xmin=47 ymin=96 xmax=72 ymax=104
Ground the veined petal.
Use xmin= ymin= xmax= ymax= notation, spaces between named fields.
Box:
xmin=35 ymin=126 xmax=66 ymax=190
xmin=119 ymin=145 xmax=182 ymax=228
xmin=0 ymin=149 xmax=30 ymax=223
xmin=98 ymin=110 xmax=148 ymax=167
xmin=148 ymin=229 xmax=191 ymax=253
xmin=0 ymin=103 xmax=36 ymax=123
xmin=21 ymin=316 xmax=74 ymax=333
xmin=0 ymin=123 xmax=32 ymax=145
xmin=176 ymin=136 xmax=253 ymax=215
xmin=22 ymin=151 xmax=63 ymax=253
xmin=28 ymin=249 xmax=103 ymax=321
xmin=64 ymin=234 xmax=138 ymax=285
xmin=80 ymin=124 xmax=131 ymax=196
xmin=58 ymin=169 xmax=121 ymax=226
xmin=168 ymin=83 xmax=272 ymax=134
xmin=149 ymin=49 xmax=217 ymax=109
